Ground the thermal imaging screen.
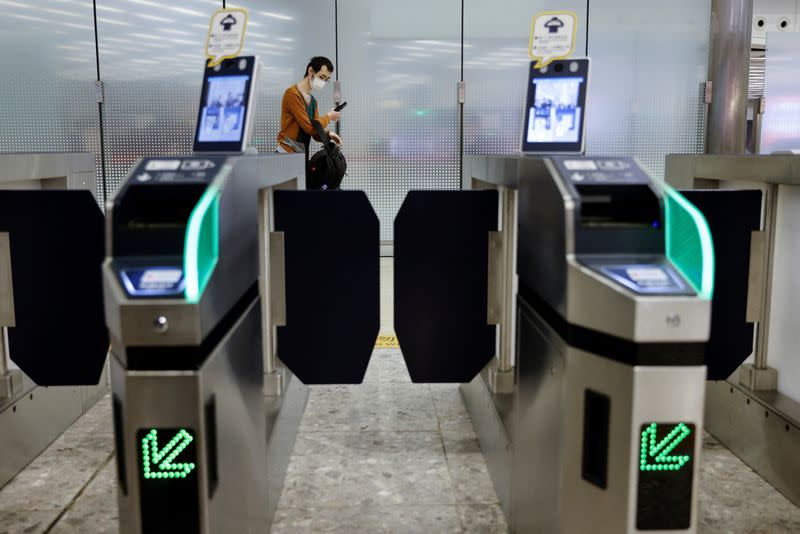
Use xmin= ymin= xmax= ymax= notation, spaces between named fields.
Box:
xmin=197 ymin=74 xmax=249 ymax=143
xmin=526 ymin=77 xmax=585 ymax=144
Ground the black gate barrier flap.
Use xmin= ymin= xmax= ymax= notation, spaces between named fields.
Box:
xmin=681 ymin=190 xmax=761 ymax=381
xmin=0 ymin=191 xmax=108 ymax=386
xmin=395 ymin=190 xmax=498 ymax=383
xmin=274 ymin=190 xmax=379 ymax=384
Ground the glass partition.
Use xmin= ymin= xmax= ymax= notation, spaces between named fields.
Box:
xmin=228 ymin=0 xmax=335 ymax=154
xmin=585 ymin=1 xmax=710 ymax=180
xmin=337 ymin=0 xmax=462 ymax=241
xmin=97 ymin=0 xmax=221 ymax=197
xmin=464 ymin=0 xmax=588 ymax=156
xmin=98 ymin=0 xmax=334 ymax=198
xmin=0 ymin=0 xmax=102 ymax=199
xmin=760 ymin=31 xmax=800 ymax=153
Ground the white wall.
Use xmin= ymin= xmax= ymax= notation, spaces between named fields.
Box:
xmin=752 ymin=0 xmax=799 ymax=45
xmin=765 ymin=185 xmax=800 ymax=402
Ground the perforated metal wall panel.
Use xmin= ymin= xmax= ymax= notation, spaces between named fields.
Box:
xmin=337 ymin=0 xmax=462 ymax=241
xmin=229 ymin=0 xmax=335 ymax=155
xmin=97 ymin=0 xmax=219 ymax=199
xmin=584 ymin=1 xmax=709 ymax=180
xmin=463 ymin=0 xmax=588 ymax=156
xmin=464 ymin=1 xmax=707 ymax=182
xmin=760 ymin=31 xmax=800 ymax=153
xmin=98 ymin=0 xmax=334 ymax=199
xmin=0 ymin=0 xmax=102 ymax=201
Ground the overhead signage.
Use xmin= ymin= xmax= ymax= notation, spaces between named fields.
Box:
xmin=205 ymin=8 xmax=248 ymax=67
xmin=529 ymin=11 xmax=577 ymax=68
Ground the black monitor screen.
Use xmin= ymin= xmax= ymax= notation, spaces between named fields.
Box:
xmin=522 ymin=59 xmax=589 ymax=154
xmin=193 ymin=56 xmax=256 ymax=153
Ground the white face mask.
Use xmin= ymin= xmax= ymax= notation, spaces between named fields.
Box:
xmin=310 ymin=75 xmax=327 ymax=91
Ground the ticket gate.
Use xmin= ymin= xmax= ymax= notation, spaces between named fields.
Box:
xmin=0 ymin=165 xmax=109 ymax=489
xmin=104 ymin=154 xmax=304 ymax=534
xmin=514 ymin=156 xmax=712 ymax=533
xmin=455 ymin=155 xmax=714 ymax=533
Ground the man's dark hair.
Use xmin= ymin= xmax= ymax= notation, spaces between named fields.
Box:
xmin=305 ymin=56 xmax=334 ymax=78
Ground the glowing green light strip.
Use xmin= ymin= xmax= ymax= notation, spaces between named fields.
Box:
xmin=184 ymin=185 xmax=221 ymax=304
xmin=663 ymin=185 xmax=715 ymax=300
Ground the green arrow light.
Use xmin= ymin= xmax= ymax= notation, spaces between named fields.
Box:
xmin=639 ymin=423 xmax=692 ymax=472
xmin=141 ymin=429 xmax=196 ymax=480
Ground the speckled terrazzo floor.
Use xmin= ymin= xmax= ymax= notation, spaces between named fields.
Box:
xmin=1 ymin=369 xmax=800 ymax=533
xmin=1 ymin=259 xmax=799 ymax=532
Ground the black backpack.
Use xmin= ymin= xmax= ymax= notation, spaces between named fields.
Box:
xmin=307 ymin=120 xmax=347 ymax=191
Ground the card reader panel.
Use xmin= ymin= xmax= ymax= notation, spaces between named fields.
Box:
xmin=580 ymin=257 xmax=695 ymax=296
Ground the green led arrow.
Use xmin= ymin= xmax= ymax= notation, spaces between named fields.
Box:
xmin=640 ymin=423 xmax=692 ymax=472
xmin=141 ymin=429 xmax=196 ymax=480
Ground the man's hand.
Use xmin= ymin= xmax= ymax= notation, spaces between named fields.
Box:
xmin=328 ymin=131 xmax=342 ymax=146
xmin=327 ymin=109 xmax=341 ymax=122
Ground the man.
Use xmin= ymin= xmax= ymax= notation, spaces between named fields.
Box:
xmin=276 ymin=56 xmax=342 ymax=156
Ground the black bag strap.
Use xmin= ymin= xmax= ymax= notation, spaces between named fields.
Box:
xmin=305 ymin=94 xmax=330 ymax=146
xmin=311 ymin=119 xmax=330 ymax=146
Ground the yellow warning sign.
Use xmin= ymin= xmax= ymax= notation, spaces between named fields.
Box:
xmin=375 ymin=334 xmax=400 ymax=348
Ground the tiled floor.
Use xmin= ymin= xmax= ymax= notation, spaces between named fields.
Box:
xmin=271 ymin=349 xmax=507 ymax=533
xmin=2 ymin=368 xmax=800 ymax=532
xmin=2 ymin=258 xmax=800 ymax=532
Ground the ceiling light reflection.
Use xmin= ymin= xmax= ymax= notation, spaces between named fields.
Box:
xmin=0 ymin=0 xmax=32 ymax=9
xmin=125 ymin=0 xmax=205 ymax=17
xmin=137 ymin=13 xmax=176 ymax=23
xmin=61 ymin=22 xmax=93 ymax=30
xmin=98 ymin=17 xmax=132 ymax=26
xmin=161 ymin=28 xmax=192 ymax=36
xmin=7 ymin=12 xmax=48 ymax=23
xmin=413 ymin=40 xmax=472 ymax=48
xmin=41 ymin=7 xmax=81 ymax=18
xmin=96 ymin=4 xmax=124 ymax=13
xmin=250 ymin=41 xmax=286 ymax=50
xmin=260 ymin=11 xmax=293 ymax=21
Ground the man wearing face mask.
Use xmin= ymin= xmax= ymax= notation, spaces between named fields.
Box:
xmin=276 ymin=56 xmax=342 ymax=156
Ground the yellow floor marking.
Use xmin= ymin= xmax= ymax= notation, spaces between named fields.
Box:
xmin=375 ymin=334 xmax=400 ymax=348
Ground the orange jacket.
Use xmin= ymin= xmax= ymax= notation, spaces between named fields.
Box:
xmin=277 ymin=85 xmax=331 ymax=153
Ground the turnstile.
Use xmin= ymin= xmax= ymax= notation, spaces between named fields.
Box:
xmin=516 ymin=156 xmax=712 ymax=533
xmin=460 ymin=155 xmax=714 ymax=533
xmin=104 ymin=154 xmax=304 ymax=533
xmin=0 ymin=158 xmax=110 ymax=489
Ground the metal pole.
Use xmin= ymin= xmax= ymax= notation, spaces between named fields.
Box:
xmin=706 ymin=0 xmax=753 ymax=154
xmin=754 ymin=184 xmax=779 ymax=371
xmin=488 ymin=186 xmax=516 ymax=394
xmin=498 ymin=187 xmax=516 ymax=373
xmin=0 ymin=327 xmax=8 ymax=376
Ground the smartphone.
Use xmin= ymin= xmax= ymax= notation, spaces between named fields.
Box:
xmin=334 ymin=101 xmax=348 ymax=112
